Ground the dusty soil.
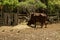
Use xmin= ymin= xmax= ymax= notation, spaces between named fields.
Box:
xmin=0 ymin=23 xmax=60 ymax=40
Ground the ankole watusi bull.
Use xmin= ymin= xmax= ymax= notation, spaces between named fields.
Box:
xmin=27 ymin=13 xmax=48 ymax=28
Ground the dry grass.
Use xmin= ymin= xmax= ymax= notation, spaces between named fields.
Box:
xmin=0 ymin=23 xmax=60 ymax=40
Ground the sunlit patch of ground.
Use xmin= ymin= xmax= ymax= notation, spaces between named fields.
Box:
xmin=0 ymin=23 xmax=60 ymax=40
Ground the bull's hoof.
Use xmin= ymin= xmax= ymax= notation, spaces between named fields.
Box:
xmin=34 ymin=26 xmax=36 ymax=28
xmin=45 ymin=27 xmax=47 ymax=28
xmin=31 ymin=27 xmax=36 ymax=28
xmin=40 ymin=27 xmax=43 ymax=28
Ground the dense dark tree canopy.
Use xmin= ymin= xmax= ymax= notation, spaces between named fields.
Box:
xmin=0 ymin=0 xmax=60 ymax=14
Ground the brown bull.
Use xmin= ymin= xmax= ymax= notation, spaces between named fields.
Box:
xmin=27 ymin=13 xmax=48 ymax=28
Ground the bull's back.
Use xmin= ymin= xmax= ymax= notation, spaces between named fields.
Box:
xmin=30 ymin=13 xmax=47 ymax=22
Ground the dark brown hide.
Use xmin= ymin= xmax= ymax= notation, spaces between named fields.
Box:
xmin=27 ymin=13 xmax=47 ymax=28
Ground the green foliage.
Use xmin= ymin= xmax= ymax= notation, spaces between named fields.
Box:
xmin=2 ymin=0 xmax=18 ymax=6
xmin=47 ymin=0 xmax=60 ymax=14
xmin=1 ymin=0 xmax=19 ymax=12
xmin=0 ymin=2 xmax=2 ymax=5
xmin=17 ymin=2 xmax=33 ymax=13
xmin=35 ymin=1 xmax=46 ymax=9
xmin=26 ymin=0 xmax=47 ymax=9
xmin=26 ymin=0 xmax=35 ymax=4
xmin=0 ymin=0 xmax=60 ymax=14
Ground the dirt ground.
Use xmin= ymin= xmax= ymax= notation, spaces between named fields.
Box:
xmin=0 ymin=23 xmax=60 ymax=40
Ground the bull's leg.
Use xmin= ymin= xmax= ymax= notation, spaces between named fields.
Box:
xmin=40 ymin=23 xmax=43 ymax=28
xmin=45 ymin=21 xmax=47 ymax=28
xmin=34 ymin=22 xmax=36 ymax=28
xmin=27 ymin=21 xmax=31 ymax=26
xmin=33 ymin=18 xmax=36 ymax=28
xmin=45 ymin=23 xmax=47 ymax=28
